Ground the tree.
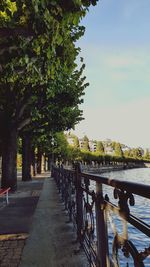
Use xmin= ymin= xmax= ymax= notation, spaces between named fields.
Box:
xmin=73 ymin=136 xmax=80 ymax=148
xmin=82 ymin=135 xmax=90 ymax=151
xmin=22 ymin=132 xmax=32 ymax=181
xmin=20 ymin=61 xmax=88 ymax=180
xmin=111 ymin=141 xmax=116 ymax=149
xmin=124 ymin=149 xmax=131 ymax=158
xmin=52 ymin=132 xmax=69 ymax=162
xmin=130 ymin=148 xmax=142 ymax=159
xmin=96 ymin=141 xmax=104 ymax=154
xmin=114 ymin=142 xmax=123 ymax=158
xmin=0 ymin=0 xmax=98 ymax=189
xmin=144 ymin=149 xmax=150 ymax=160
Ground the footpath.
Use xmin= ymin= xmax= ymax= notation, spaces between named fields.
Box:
xmin=0 ymin=173 xmax=45 ymax=267
xmin=0 ymin=173 xmax=88 ymax=267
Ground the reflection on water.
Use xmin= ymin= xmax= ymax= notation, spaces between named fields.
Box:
xmin=92 ymin=168 xmax=150 ymax=266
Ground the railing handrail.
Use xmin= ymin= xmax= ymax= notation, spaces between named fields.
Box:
xmin=62 ymin=168 xmax=150 ymax=199
xmin=52 ymin=165 xmax=150 ymax=267
xmin=81 ymin=172 xmax=150 ymax=199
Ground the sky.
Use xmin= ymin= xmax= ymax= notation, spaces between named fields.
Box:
xmin=72 ymin=0 xmax=150 ymax=148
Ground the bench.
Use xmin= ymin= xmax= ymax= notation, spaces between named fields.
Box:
xmin=0 ymin=187 xmax=11 ymax=204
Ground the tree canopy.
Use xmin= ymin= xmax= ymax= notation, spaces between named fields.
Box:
xmin=0 ymin=1 xmax=96 ymax=136
xmin=0 ymin=0 xmax=99 ymax=189
xmin=96 ymin=141 xmax=104 ymax=154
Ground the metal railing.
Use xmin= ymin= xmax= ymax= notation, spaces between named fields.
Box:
xmin=52 ymin=164 xmax=150 ymax=267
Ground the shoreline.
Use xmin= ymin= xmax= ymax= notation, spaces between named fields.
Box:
xmin=82 ymin=164 xmax=148 ymax=175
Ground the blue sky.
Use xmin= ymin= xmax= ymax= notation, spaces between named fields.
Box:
xmin=73 ymin=0 xmax=150 ymax=148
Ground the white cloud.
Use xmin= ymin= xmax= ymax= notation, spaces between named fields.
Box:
xmin=75 ymin=44 xmax=150 ymax=148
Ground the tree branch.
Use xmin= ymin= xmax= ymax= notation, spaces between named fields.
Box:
xmin=0 ymin=27 xmax=35 ymax=38
xmin=18 ymin=103 xmax=29 ymax=119
xmin=18 ymin=117 xmax=31 ymax=130
xmin=0 ymin=45 xmax=18 ymax=55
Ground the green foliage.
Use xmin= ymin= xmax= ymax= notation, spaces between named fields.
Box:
xmin=129 ymin=148 xmax=143 ymax=159
xmin=17 ymin=153 xmax=22 ymax=168
xmin=144 ymin=149 xmax=150 ymax=160
xmin=96 ymin=141 xmax=104 ymax=154
xmin=63 ymin=135 xmax=150 ymax=164
xmin=73 ymin=136 xmax=80 ymax=148
xmin=81 ymin=135 xmax=90 ymax=151
xmin=0 ymin=0 xmax=98 ymax=151
xmin=83 ymin=135 xmax=89 ymax=142
xmin=67 ymin=146 xmax=81 ymax=161
xmin=114 ymin=142 xmax=124 ymax=157
xmin=111 ymin=141 xmax=116 ymax=149
xmin=0 ymin=0 xmax=100 ymax=189
xmin=123 ymin=149 xmax=131 ymax=158
xmin=53 ymin=132 xmax=69 ymax=159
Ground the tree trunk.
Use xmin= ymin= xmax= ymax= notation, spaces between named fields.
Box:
xmin=41 ymin=154 xmax=45 ymax=173
xmin=47 ymin=154 xmax=50 ymax=171
xmin=37 ymin=147 xmax=42 ymax=174
xmin=31 ymin=147 xmax=36 ymax=177
xmin=44 ymin=156 xmax=48 ymax=172
xmin=22 ymin=134 xmax=32 ymax=181
xmin=1 ymin=128 xmax=18 ymax=191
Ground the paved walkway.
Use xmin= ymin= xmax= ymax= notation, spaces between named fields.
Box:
xmin=20 ymin=177 xmax=88 ymax=267
xmin=0 ymin=180 xmax=44 ymax=235
xmin=0 ymin=173 xmax=88 ymax=266
xmin=0 ymin=173 xmax=45 ymax=267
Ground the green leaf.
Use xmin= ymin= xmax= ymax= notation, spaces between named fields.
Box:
xmin=47 ymin=47 xmax=51 ymax=60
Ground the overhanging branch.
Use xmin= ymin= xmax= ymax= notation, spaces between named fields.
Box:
xmin=0 ymin=27 xmax=35 ymax=38
xmin=18 ymin=117 xmax=31 ymax=130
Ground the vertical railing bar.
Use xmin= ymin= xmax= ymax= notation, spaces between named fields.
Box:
xmin=75 ymin=163 xmax=84 ymax=246
xmin=95 ymin=181 xmax=110 ymax=267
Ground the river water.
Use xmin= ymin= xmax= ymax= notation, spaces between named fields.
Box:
xmin=99 ymin=168 xmax=150 ymax=266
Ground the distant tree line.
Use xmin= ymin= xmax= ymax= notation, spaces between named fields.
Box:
xmin=64 ymin=134 xmax=150 ymax=164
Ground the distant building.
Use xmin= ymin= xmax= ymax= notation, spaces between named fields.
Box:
xmin=104 ymin=146 xmax=114 ymax=155
xmin=103 ymin=139 xmax=112 ymax=146
xmin=66 ymin=134 xmax=145 ymax=157
xmin=67 ymin=136 xmax=74 ymax=146
xmin=89 ymin=140 xmax=97 ymax=152
xmin=79 ymin=138 xmax=84 ymax=149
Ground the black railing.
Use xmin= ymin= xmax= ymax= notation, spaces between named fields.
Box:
xmin=52 ymin=164 xmax=150 ymax=267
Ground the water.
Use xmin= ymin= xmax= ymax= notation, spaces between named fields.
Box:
xmin=91 ymin=168 xmax=150 ymax=266
xmin=101 ymin=167 xmax=150 ymax=185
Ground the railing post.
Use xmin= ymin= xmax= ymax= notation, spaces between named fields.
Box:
xmin=75 ymin=162 xmax=83 ymax=246
xmin=95 ymin=181 xmax=110 ymax=267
